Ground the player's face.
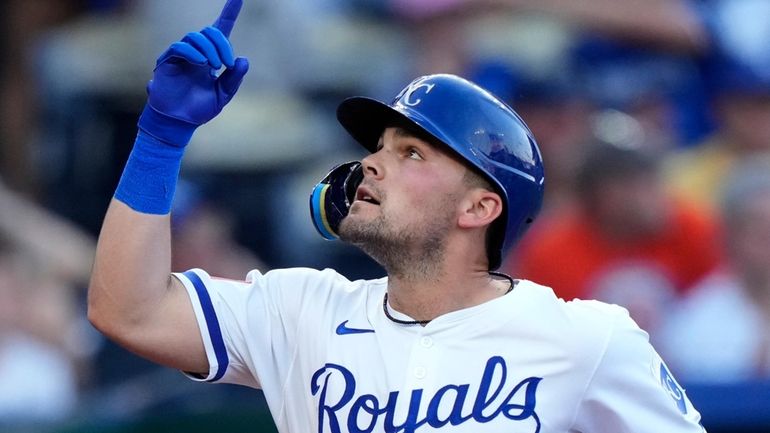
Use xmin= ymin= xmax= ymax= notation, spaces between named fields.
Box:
xmin=338 ymin=127 xmax=471 ymax=271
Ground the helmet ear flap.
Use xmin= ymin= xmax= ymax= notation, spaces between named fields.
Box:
xmin=309 ymin=161 xmax=363 ymax=240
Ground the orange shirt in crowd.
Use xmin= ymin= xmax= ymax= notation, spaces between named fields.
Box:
xmin=505 ymin=201 xmax=721 ymax=302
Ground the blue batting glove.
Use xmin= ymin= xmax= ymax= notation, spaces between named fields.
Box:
xmin=115 ymin=0 xmax=249 ymax=215
xmin=139 ymin=0 xmax=250 ymax=147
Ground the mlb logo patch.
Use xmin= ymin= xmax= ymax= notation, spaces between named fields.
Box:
xmin=659 ymin=361 xmax=688 ymax=415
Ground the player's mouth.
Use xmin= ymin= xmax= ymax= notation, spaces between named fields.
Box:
xmin=354 ymin=185 xmax=380 ymax=205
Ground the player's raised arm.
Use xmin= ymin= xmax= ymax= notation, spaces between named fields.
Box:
xmin=87 ymin=0 xmax=249 ymax=374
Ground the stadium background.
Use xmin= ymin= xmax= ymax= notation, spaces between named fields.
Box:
xmin=1 ymin=0 xmax=769 ymax=432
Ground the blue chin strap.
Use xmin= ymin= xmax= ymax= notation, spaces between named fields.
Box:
xmin=309 ymin=161 xmax=363 ymax=240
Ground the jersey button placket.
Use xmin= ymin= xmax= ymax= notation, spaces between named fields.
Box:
xmin=420 ymin=336 xmax=433 ymax=348
xmin=412 ymin=335 xmax=435 ymax=381
xmin=414 ymin=366 xmax=427 ymax=379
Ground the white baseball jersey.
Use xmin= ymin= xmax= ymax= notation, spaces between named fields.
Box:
xmin=174 ymin=267 xmax=705 ymax=433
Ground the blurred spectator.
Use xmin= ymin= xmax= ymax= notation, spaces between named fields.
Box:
xmin=0 ymin=181 xmax=95 ymax=283
xmin=171 ymin=181 xmax=266 ymax=279
xmin=665 ymin=0 xmax=770 ymax=211
xmin=571 ymin=36 xmax=711 ymax=148
xmin=0 ymin=181 xmax=96 ymax=423
xmin=505 ymin=138 xmax=720 ymax=337
xmin=389 ymin=0 xmax=707 ymax=76
xmin=0 ymin=0 xmax=85 ymax=196
xmin=0 ymin=245 xmax=79 ymax=422
xmin=660 ymin=158 xmax=770 ymax=383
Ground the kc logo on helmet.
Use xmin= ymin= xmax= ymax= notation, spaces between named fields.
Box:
xmin=395 ymin=77 xmax=436 ymax=107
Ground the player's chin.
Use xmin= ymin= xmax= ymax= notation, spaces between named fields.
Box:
xmin=338 ymin=213 xmax=372 ymax=242
xmin=337 ymin=218 xmax=356 ymax=243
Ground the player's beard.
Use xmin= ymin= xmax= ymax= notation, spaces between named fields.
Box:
xmin=339 ymin=195 xmax=457 ymax=282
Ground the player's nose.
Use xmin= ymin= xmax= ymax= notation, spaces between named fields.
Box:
xmin=361 ymin=152 xmax=383 ymax=180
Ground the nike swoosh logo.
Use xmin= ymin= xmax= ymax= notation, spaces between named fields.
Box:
xmin=335 ymin=320 xmax=375 ymax=335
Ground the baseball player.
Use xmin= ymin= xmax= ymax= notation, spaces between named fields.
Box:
xmin=87 ymin=1 xmax=706 ymax=432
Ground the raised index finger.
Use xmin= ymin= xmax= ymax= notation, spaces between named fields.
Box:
xmin=212 ymin=0 xmax=243 ymax=38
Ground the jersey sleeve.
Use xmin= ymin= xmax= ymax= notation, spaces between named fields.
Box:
xmin=571 ymin=309 xmax=706 ymax=433
xmin=173 ymin=267 xmax=346 ymax=390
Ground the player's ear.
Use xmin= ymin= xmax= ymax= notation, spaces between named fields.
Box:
xmin=457 ymin=188 xmax=503 ymax=229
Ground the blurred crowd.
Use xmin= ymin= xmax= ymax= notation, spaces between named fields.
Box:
xmin=2 ymin=0 xmax=770 ymax=429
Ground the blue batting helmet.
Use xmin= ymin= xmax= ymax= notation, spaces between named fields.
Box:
xmin=333 ymin=74 xmax=545 ymax=270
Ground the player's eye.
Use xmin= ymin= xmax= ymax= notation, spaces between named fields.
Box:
xmin=407 ymin=148 xmax=423 ymax=160
xmin=374 ymin=137 xmax=385 ymax=152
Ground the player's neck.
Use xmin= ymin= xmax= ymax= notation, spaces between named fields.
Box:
xmin=385 ymin=260 xmax=510 ymax=324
